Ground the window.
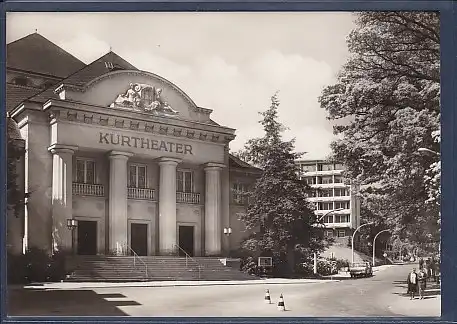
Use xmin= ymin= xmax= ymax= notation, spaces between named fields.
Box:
xmin=325 ymin=230 xmax=334 ymax=237
xmin=338 ymin=230 xmax=346 ymax=237
xmin=318 ymin=176 xmax=333 ymax=184
xmin=304 ymin=177 xmax=316 ymax=185
xmin=335 ymin=201 xmax=350 ymax=209
xmin=232 ymin=182 xmax=247 ymax=204
xmin=318 ymin=202 xmax=333 ymax=210
xmin=128 ymin=164 xmax=147 ymax=188
xmin=177 ymin=170 xmax=193 ymax=193
xmin=335 ymin=214 xmax=350 ymax=223
xmin=334 ymin=175 xmax=343 ymax=183
xmin=308 ymin=190 xmax=317 ymax=198
xmin=323 ymin=214 xmax=334 ymax=223
xmin=334 ymin=188 xmax=349 ymax=197
xmin=75 ymin=159 xmax=96 ymax=184
xmin=318 ymin=189 xmax=333 ymax=197
xmin=319 ymin=163 xmax=333 ymax=171
xmin=301 ymin=164 xmax=316 ymax=172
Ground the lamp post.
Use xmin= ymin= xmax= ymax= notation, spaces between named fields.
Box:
xmin=352 ymin=222 xmax=374 ymax=264
xmin=313 ymin=208 xmax=344 ymax=275
xmin=67 ymin=218 xmax=78 ymax=254
xmin=372 ymin=229 xmax=390 ymax=266
xmin=223 ymin=227 xmax=232 ymax=257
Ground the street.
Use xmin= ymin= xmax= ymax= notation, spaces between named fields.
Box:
xmin=8 ymin=264 xmax=440 ymax=317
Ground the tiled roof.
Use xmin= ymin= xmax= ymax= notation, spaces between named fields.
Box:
xmin=229 ymin=154 xmax=262 ymax=172
xmin=7 ymin=33 xmax=86 ymax=78
xmin=6 ymin=83 xmax=42 ymax=112
xmin=27 ymin=51 xmax=138 ymax=105
xmin=62 ymin=51 xmax=137 ymax=87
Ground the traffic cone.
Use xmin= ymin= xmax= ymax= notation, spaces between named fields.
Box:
xmin=264 ymin=289 xmax=272 ymax=304
xmin=277 ymin=293 xmax=286 ymax=311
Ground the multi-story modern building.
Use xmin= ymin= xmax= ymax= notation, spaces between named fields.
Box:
xmin=297 ymin=159 xmax=361 ymax=239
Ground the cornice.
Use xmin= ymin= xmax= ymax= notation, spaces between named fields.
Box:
xmin=45 ymin=104 xmax=236 ymax=145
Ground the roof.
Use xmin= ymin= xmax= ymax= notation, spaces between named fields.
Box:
xmin=6 ymin=83 xmax=42 ymax=112
xmin=27 ymin=51 xmax=137 ymax=105
xmin=7 ymin=33 xmax=86 ymax=78
xmin=62 ymin=51 xmax=137 ymax=87
xmin=229 ymin=154 xmax=262 ymax=172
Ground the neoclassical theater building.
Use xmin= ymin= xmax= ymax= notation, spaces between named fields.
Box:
xmin=6 ymin=33 xmax=260 ymax=257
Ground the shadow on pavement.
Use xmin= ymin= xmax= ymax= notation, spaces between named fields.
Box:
xmin=8 ymin=288 xmax=141 ymax=316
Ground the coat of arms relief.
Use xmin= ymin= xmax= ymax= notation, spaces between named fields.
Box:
xmin=110 ymin=83 xmax=179 ymax=116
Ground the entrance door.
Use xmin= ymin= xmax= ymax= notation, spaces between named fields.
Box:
xmin=131 ymin=223 xmax=148 ymax=256
xmin=178 ymin=226 xmax=194 ymax=257
xmin=77 ymin=220 xmax=97 ymax=255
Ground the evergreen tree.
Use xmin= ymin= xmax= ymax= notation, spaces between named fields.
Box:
xmin=237 ymin=93 xmax=327 ymax=275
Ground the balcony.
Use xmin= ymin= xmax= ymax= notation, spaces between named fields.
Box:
xmin=72 ymin=183 xmax=105 ymax=197
xmin=176 ymin=192 xmax=200 ymax=204
xmin=128 ymin=187 xmax=155 ymax=200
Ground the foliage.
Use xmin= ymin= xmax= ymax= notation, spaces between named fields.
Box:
xmin=317 ymin=258 xmax=338 ymax=276
xmin=7 ymin=136 xmax=26 ymax=218
xmin=236 ymin=93 xmax=329 ymax=276
xmin=319 ymin=12 xmax=440 ymax=245
xmin=7 ymin=248 xmax=70 ymax=284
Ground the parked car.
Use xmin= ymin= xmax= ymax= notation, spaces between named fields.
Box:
xmin=349 ymin=262 xmax=373 ymax=278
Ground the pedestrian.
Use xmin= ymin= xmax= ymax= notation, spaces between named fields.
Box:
xmin=407 ymin=268 xmax=418 ymax=300
xmin=418 ymin=268 xmax=427 ymax=299
xmin=430 ymin=257 xmax=436 ymax=282
xmin=418 ymin=257 xmax=424 ymax=270
xmin=425 ymin=259 xmax=431 ymax=281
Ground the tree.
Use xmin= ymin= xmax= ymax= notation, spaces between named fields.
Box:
xmin=236 ymin=93 xmax=328 ymax=275
xmin=319 ymin=12 xmax=440 ymax=245
xmin=7 ymin=130 xmax=26 ymax=218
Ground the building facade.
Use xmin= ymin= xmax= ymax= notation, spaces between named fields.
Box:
xmin=297 ymin=159 xmax=361 ymax=238
xmin=6 ymin=33 xmax=259 ymax=257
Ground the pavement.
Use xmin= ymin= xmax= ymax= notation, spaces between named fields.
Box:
xmin=8 ymin=263 xmax=440 ymax=317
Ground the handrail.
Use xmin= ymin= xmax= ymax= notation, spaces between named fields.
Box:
xmin=124 ymin=244 xmax=148 ymax=278
xmin=172 ymin=244 xmax=202 ymax=280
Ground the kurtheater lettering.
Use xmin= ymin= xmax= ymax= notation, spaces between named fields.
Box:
xmin=99 ymin=132 xmax=193 ymax=155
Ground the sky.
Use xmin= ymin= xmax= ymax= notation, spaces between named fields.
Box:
xmin=6 ymin=12 xmax=356 ymax=159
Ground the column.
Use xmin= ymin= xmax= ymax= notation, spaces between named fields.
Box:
xmin=158 ymin=157 xmax=181 ymax=255
xmin=108 ymin=150 xmax=132 ymax=255
xmin=204 ymin=162 xmax=225 ymax=256
xmin=48 ymin=144 xmax=77 ymax=253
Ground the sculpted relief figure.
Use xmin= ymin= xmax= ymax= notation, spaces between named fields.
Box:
xmin=111 ymin=83 xmax=179 ymax=116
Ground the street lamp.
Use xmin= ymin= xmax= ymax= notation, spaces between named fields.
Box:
xmin=67 ymin=218 xmax=78 ymax=254
xmin=372 ymin=229 xmax=390 ymax=266
xmin=417 ymin=148 xmax=440 ymax=156
xmin=351 ymin=222 xmax=374 ymax=264
xmin=313 ymin=208 xmax=344 ymax=275
xmin=223 ymin=227 xmax=232 ymax=257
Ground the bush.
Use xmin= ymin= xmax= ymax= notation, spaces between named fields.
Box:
xmin=8 ymin=247 xmax=70 ymax=284
xmin=240 ymin=256 xmax=258 ymax=275
xmin=317 ymin=258 xmax=339 ymax=276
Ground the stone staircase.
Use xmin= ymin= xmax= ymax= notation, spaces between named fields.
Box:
xmin=65 ymin=256 xmax=258 ymax=282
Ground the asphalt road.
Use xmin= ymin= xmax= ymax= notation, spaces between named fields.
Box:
xmin=9 ymin=264 xmax=440 ymax=317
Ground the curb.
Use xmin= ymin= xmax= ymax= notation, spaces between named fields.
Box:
xmin=17 ymin=279 xmax=339 ymax=290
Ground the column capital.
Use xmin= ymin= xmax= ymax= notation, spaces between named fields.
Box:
xmin=108 ymin=150 xmax=134 ymax=160
xmin=48 ymin=144 xmax=78 ymax=155
xmin=157 ymin=157 xmax=181 ymax=166
xmin=203 ymin=162 xmax=226 ymax=171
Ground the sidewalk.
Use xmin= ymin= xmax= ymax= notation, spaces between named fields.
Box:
xmin=11 ymin=277 xmax=338 ymax=290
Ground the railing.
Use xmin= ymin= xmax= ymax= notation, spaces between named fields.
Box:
xmin=72 ymin=183 xmax=104 ymax=197
xmin=122 ymin=243 xmax=148 ymax=278
xmin=176 ymin=192 xmax=200 ymax=204
xmin=172 ymin=244 xmax=202 ymax=280
xmin=127 ymin=187 xmax=155 ymax=200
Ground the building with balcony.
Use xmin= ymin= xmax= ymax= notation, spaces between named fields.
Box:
xmin=6 ymin=33 xmax=260 ymax=258
xmin=297 ymin=159 xmax=361 ymax=239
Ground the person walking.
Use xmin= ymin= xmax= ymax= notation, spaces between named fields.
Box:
xmin=418 ymin=268 xmax=427 ymax=299
xmin=418 ymin=257 xmax=424 ymax=270
xmin=407 ymin=268 xmax=418 ymax=300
